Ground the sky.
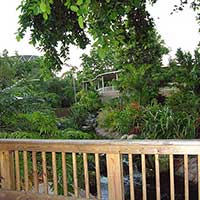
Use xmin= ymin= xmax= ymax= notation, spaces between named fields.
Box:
xmin=0 ymin=0 xmax=200 ymax=68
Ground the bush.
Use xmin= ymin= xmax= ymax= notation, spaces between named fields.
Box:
xmin=0 ymin=131 xmax=42 ymax=139
xmin=167 ymin=91 xmax=200 ymax=114
xmin=97 ymin=102 xmax=141 ymax=134
xmin=18 ymin=111 xmax=58 ymax=135
xmin=141 ymin=103 xmax=197 ymax=139
xmin=53 ymin=128 xmax=97 ymax=139
xmin=67 ymin=90 xmax=101 ymax=129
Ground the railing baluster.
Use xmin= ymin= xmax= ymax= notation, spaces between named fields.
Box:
xmin=107 ymin=153 xmax=124 ymax=200
xmin=32 ymin=151 xmax=38 ymax=193
xmin=23 ymin=151 xmax=29 ymax=192
xmin=72 ymin=152 xmax=78 ymax=198
xmin=14 ymin=150 xmax=20 ymax=191
xmin=184 ymin=154 xmax=189 ymax=200
xmin=141 ymin=154 xmax=147 ymax=200
xmin=95 ymin=153 xmax=101 ymax=200
xmin=62 ymin=152 xmax=68 ymax=196
xmin=42 ymin=152 xmax=48 ymax=194
xmin=0 ymin=151 xmax=15 ymax=190
xmin=83 ymin=153 xmax=90 ymax=199
xmin=2 ymin=139 xmax=200 ymax=199
xmin=169 ymin=154 xmax=175 ymax=200
xmin=52 ymin=152 xmax=58 ymax=195
xmin=155 ymin=154 xmax=160 ymax=200
xmin=129 ymin=154 xmax=135 ymax=200
xmin=198 ymin=154 xmax=200 ymax=200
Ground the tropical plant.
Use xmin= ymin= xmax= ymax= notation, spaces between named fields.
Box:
xmin=141 ymin=102 xmax=197 ymax=139
xmin=97 ymin=102 xmax=141 ymax=135
xmin=65 ymin=90 xmax=101 ymax=129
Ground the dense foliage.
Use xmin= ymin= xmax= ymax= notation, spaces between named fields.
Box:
xmin=2 ymin=1 xmax=200 ymax=196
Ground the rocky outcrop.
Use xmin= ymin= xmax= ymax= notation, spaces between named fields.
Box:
xmin=120 ymin=134 xmax=138 ymax=140
xmin=174 ymin=156 xmax=198 ymax=184
xmin=82 ymin=114 xmax=97 ymax=131
xmin=95 ymin=127 xmax=122 ymax=139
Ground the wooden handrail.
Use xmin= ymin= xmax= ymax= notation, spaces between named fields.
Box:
xmin=0 ymin=139 xmax=200 ymax=200
xmin=0 ymin=139 xmax=200 ymax=154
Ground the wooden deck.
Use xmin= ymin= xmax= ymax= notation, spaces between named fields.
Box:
xmin=0 ymin=139 xmax=200 ymax=199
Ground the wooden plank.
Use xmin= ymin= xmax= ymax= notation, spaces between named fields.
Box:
xmin=14 ymin=150 xmax=20 ymax=191
xmin=106 ymin=153 xmax=124 ymax=200
xmin=42 ymin=152 xmax=48 ymax=194
xmin=128 ymin=154 xmax=135 ymax=200
xmin=0 ymin=151 xmax=15 ymax=190
xmin=95 ymin=153 xmax=101 ymax=200
xmin=155 ymin=154 xmax=160 ymax=200
xmin=61 ymin=152 xmax=68 ymax=196
xmin=83 ymin=153 xmax=90 ymax=199
xmin=72 ymin=152 xmax=78 ymax=198
xmin=141 ymin=154 xmax=147 ymax=200
xmin=184 ymin=154 xmax=189 ymax=200
xmin=2 ymin=139 xmax=200 ymax=155
xmin=23 ymin=151 xmax=29 ymax=192
xmin=169 ymin=154 xmax=175 ymax=200
xmin=0 ymin=190 xmax=97 ymax=200
xmin=52 ymin=152 xmax=58 ymax=195
xmin=32 ymin=151 xmax=38 ymax=193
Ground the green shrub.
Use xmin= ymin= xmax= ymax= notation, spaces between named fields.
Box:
xmin=18 ymin=111 xmax=58 ymax=135
xmin=97 ymin=103 xmax=141 ymax=134
xmin=0 ymin=131 xmax=42 ymax=139
xmin=114 ymin=105 xmax=140 ymax=134
xmin=97 ymin=109 xmax=116 ymax=130
xmin=141 ymin=103 xmax=197 ymax=139
xmin=53 ymin=128 xmax=97 ymax=139
xmin=167 ymin=91 xmax=200 ymax=114
xmin=67 ymin=90 xmax=101 ymax=128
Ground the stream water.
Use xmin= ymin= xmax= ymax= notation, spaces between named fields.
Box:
xmin=98 ymin=155 xmax=198 ymax=200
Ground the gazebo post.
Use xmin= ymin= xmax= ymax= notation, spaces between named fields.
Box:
xmin=102 ymin=76 xmax=104 ymax=92
xmin=97 ymin=80 xmax=100 ymax=90
xmin=116 ymin=73 xmax=118 ymax=80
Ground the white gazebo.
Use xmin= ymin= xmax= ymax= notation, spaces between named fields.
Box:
xmin=83 ymin=70 xmax=121 ymax=101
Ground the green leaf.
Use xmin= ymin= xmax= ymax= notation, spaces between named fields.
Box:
xmin=16 ymin=35 xmax=21 ymax=42
xmin=85 ymin=0 xmax=91 ymax=6
xmin=76 ymin=0 xmax=83 ymax=6
xmin=40 ymin=1 xmax=47 ymax=12
xmin=43 ymin=13 xmax=48 ymax=20
xmin=98 ymin=47 xmax=106 ymax=59
xmin=110 ymin=11 xmax=117 ymax=20
xmin=78 ymin=16 xmax=84 ymax=29
xmin=64 ymin=1 xmax=71 ymax=8
xmin=70 ymin=5 xmax=79 ymax=12
xmin=134 ymin=0 xmax=140 ymax=7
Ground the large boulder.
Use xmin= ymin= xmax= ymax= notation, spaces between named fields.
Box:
xmin=174 ymin=156 xmax=198 ymax=184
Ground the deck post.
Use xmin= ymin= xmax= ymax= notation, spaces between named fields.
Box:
xmin=0 ymin=151 xmax=15 ymax=190
xmin=106 ymin=153 xmax=124 ymax=200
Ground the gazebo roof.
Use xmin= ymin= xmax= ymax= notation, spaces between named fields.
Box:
xmin=83 ymin=70 xmax=122 ymax=83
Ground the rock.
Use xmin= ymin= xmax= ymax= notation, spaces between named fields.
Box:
xmin=95 ymin=127 xmax=121 ymax=139
xmin=121 ymin=134 xmax=128 ymax=139
xmin=69 ymin=189 xmax=96 ymax=199
xmin=174 ymin=156 xmax=198 ymax=184
xmin=81 ymin=113 xmax=97 ymax=131
xmin=81 ymin=125 xmax=92 ymax=131
xmin=127 ymin=134 xmax=137 ymax=139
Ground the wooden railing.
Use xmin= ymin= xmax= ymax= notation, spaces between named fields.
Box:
xmin=0 ymin=139 xmax=200 ymax=200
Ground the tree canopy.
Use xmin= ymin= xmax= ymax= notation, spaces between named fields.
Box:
xmin=17 ymin=0 xmax=165 ymax=69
